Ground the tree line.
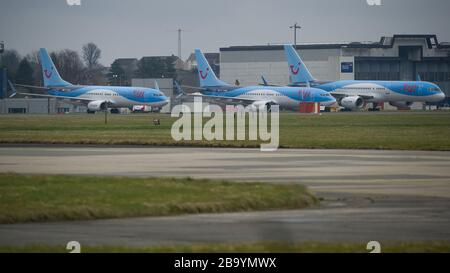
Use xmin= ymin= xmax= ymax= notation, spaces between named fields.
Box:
xmin=1 ymin=43 xmax=179 ymax=88
xmin=0 ymin=43 xmax=105 ymax=87
xmin=108 ymin=56 xmax=179 ymax=86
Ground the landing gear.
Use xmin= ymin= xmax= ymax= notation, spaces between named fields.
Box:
xmin=87 ymin=110 xmax=96 ymax=114
xmin=369 ymin=104 xmax=379 ymax=111
xmin=367 ymin=102 xmax=380 ymax=112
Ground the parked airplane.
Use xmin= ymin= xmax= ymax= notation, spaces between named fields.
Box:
xmin=183 ymin=49 xmax=336 ymax=111
xmin=284 ymin=45 xmax=445 ymax=110
xmin=12 ymin=48 xmax=169 ymax=113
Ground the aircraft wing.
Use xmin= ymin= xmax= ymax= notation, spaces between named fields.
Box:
xmin=259 ymin=76 xmax=284 ymax=87
xmin=9 ymin=82 xmax=95 ymax=102
xmin=14 ymin=84 xmax=51 ymax=91
xmin=177 ymin=82 xmax=261 ymax=105
xmin=258 ymin=83 xmax=283 ymax=87
xmin=330 ymin=92 xmax=375 ymax=100
xmin=181 ymin=85 xmax=237 ymax=92
xmin=15 ymin=92 xmax=120 ymax=108
xmin=186 ymin=92 xmax=262 ymax=106
xmin=180 ymin=85 xmax=207 ymax=91
xmin=14 ymin=92 xmax=95 ymax=102
xmin=15 ymin=84 xmax=84 ymax=92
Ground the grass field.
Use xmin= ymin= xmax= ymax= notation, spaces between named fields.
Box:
xmin=0 ymin=111 xmax=449 ymax=150
xmin=0 ymin=173 xmax=317 ymax=224
xmin=1 ymin=241 xmax=449 ymax=253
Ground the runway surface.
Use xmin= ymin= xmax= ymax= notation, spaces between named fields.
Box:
xmin=0 ymin=146 xmax=450 ymax=246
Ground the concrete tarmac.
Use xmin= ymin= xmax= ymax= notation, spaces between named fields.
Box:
xmin=0 ymin=146 xmax=449 ymax=246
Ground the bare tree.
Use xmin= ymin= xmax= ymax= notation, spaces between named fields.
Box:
xmin=26 ymin=51 xmax=42 ymax=86
xmin=81 ymin=43 xmax=106 ymax=84
xmin=50 ymin=49 xmax=85 ymax=84
xmin=15 ymin=58 xmax=34 ymax=85
xmin=0 ymin=49 xmax=21 ymax=80
xmin=82 ymin=42 xmax=101 ymax=70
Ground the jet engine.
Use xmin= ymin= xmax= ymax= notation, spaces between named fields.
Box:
xmin=339 ymin=96 xmax=364 ymax=110
xmin=87 ymin=100 xmax=107 ymax=112
xmin=249 ymin=101 xmax=273 ymax=112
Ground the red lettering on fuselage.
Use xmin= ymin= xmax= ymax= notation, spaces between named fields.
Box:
xmin=404 ymin=84 xmax=418 ymax=93
xmin=133 ymin=90 xmax=145 ymax=98
xmin=299 ymin=89 xmax=311 ymax=98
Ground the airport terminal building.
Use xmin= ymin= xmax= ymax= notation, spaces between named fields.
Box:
xmin=220 ymin=34 xmax=450 ymax=102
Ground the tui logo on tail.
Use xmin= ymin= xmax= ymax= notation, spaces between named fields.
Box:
xmin=200 ymin=68 xmax=209 ymax=80
xmin=44 ymin=67 xmax=53 ymax=79
xmin=290 ymin=62 xmax=301 ymax=75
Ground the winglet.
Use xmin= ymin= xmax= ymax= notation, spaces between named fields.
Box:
xmin=175 ymin=80 xmax=189 ymax=100
xmin=416 ymin=73 xmax=422 ymax=82
xmin=154 ymin=80 xmax=160 ymax=91
xmin=261 ymin=75 xmax=269 ymax=86
xmin=7 ymin=80 xmax=17 ymax=98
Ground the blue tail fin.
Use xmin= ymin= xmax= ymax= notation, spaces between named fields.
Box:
xmin=39 ymin=48 xmax=72 ymax=88
xmin=283 ymin=45 xmax=315 ymax=84
xmin=194 ymin=49 xmax=230 ymax=88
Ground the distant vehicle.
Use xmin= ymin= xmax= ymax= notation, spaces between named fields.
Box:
xmin=132 ymin=105 xmax=161 ymax=113
xmin=12 ymin=48 xmax=169 ymax=113
xmin=284 ymin=45 xmax=445 ymax=110
xmin=180 ymin=49 xmax=336 ymax=111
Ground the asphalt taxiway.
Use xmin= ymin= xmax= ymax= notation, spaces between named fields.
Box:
xmin=0 ymin=146 xmax=449 ymax=246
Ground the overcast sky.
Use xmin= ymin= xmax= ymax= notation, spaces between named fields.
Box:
xmin=1 ymin=0 xmax=449 ymax=65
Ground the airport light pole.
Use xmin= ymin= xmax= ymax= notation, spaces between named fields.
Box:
xmin=104 ymin=102 xmax=109 ymax=125
xmin=0 ymin=41 xmax=4 ymax=71
xmin=112 ymin=74 xmax=117 ymax=85
xmin=289 ymin=23 xmax=301 ymax=49
xmin=104 ymin=107 xmax=108 ymax=125
xmin=1 ymin=42 xmax=6 ymax=101
xmin=174 ymin=28 xmax=192 ymax=60
xmin=112 ymin=74 xmax=122 ymax=86
xmin=177 ymin=28 xmax=182 ymax=59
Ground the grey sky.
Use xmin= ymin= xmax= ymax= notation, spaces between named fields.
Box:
xmin=1 ymin=0 xmax=449 ymax=66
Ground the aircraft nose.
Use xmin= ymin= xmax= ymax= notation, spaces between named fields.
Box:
xmin=322 ymin=97 xmax=337 ymax=107
xmin=438 ymin=92 xmax=445 ymax=101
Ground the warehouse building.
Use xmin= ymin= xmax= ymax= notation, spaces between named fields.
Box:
xmin=0 ymin=98 xmax=83 ymax=114
xmin=220 ymin=34 xmax=450 ymax=103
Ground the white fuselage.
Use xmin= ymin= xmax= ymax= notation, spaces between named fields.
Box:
xmin=331 ymin=82 xmax=444 ymax=103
